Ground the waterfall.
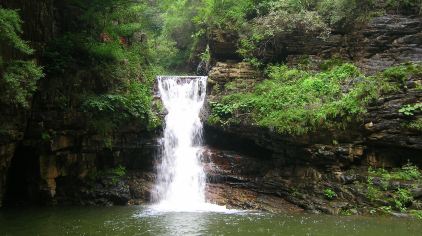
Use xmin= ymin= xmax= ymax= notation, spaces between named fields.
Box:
xmin=152 ymin=76 xmax=227 ymax=212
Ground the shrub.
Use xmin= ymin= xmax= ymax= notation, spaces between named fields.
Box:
xmin=393 ymin=188 xmax=413 ymax=212
xmin=367 ymin=176 xmax=382 ymax=201
xmin=410 ymin=210 xmax=422 ymax=220
xmin=210 ymin=63 xmax=390 ymax=135
xmin=408 ymin=118 xmax=422 ymax=131
xmin=1 ymin=60 xmax=43 ymax=107
xmin=324 ymin=188 xmax=337 ymax=200
xmin=0 ymin=8 xmax=44 ymax=108
xmin=89 ymin=165 xmax=127 ymax=185
xmin=399 ymin=103 xmax=422 ymax=116
xmin=210 ymin=62 xmax=421 ymax=135
xmin=0 ymin=8 xmax=33 ymax=54
xmin=317 ymin=0 xmax=376 ymax=29
xmin=39 ymin=1 xmax=166 ymax=133
xmin=369 ymin=163 xmax=421 ymax=181
xmin=378 ymin=206 xmax=393 ymax=214
xmin=382 ymin=63 xmax=422 ymax=87
xmin=386 ymin=0 xmax=422 ymax=14
xmin=236 ymin=0 xmax=380 ymax=60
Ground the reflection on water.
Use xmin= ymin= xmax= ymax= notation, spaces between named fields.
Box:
xmin=1 ymin=206 xmax=422 ymax=236
xmin=159 ymin=212 xmax=210 ymax=236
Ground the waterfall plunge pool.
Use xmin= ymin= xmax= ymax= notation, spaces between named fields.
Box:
xmin=2 ymin=77 xmax=420 ymax=235
xmin=1 ymin=206 xmax=422 ymax=235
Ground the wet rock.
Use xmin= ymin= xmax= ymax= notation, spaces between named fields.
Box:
xmin=340 ymin=174 xmax=357 ymax=184
xmin=391 ymin=212 xmax=410 ymax=218
xmin=412 ymin=188 xmax=422 ymax=199
xmin=127 ymin=172 xmax=154 ymax=202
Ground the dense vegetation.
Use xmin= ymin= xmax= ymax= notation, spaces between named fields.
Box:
xmin=0 ymin=8 xmax=43 ymax=108
xmin=1 ymin=0 xmax=421 ymax=135
xmin=209 ymin=62 xmax=422 ymax=135
xmin=365 ymin=163 xmax=422 ymax=217
xmin=39 ymin=0 xmax=168 ymax=135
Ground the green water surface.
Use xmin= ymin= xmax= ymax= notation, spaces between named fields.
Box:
xmin=0 ymin=206 xmax=421 ymax=236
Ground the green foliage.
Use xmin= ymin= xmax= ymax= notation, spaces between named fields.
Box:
xmin=407 ymin=118 xmax=422 ymax=131
xmin=369 ymin=163 xmax=421 ymax=181
xmin=399 ymin=103 xmax=422 ymax=116
xmin=41 ymin=132 xmax=51 ymax=142
xmin=154 ymin=0 xmax=254 ymax=69
xmin=89 ymin=165 xmax=127 ymax=185
xmin=367 ymin=164 xmax=420 ymax=212
xmin=210 ymin=63 xmax=392 ymax=135
xmin=110 ymin=165 xmax=126 ymax=177
xmin=210 ymin=62 xmax=421 ymax=135
xmin=366 ymin=176 xmax=382 ymax=201
xmin=0 ymin=8 xmax=44 ymax=108
xmin=39 ymin=1 xmax=166 ymax=134
xmin=378 ymin=206 xmax=393 ymax=214
xmin=44 ymin=33 xmax=158 ymax=130
xmin=1 ymin=60 xmax=43 ymax=107
xmin=252 ymin=3 xmax=331 ymax=37
xmin=324 ymin=188 xmax=337 ymax=200
xmin=194 ymin=0 xmax=254 ymax=30
xmin=107 ymin=165 xmax=127 ymax=184
xmin=236 ymin=0 xmax=379 ymax=60
xmin=386 ymin=0 xmax=422 ymax=14
xmin=382 ymin=63 xmax=422 ymax=87
xmin=233 ymin=0 xmax=421 ymax=60
xmin=317 ymin=0 xmax=376 ymax=28
xmin=340 ymin=208 xmax=357 ymax=216
xmin=0 ymin=8 xmax=33 ymax=54
xmin=410 ymin=210 xmax=422 ymax=220
xmin=83 ymin=88 xmax=150 ymax=121
xmin=319 ymin=57 xmax=346 ymax=70
xmin=238 ymin=2 xmax=330 ymax=59
xmin=200 ymin=45 xmax=211 ymax=63
xmin=88 ymin=42 xmax=127 ymax=62
xmin=82 ymin=79 xmax=157 ymax=135
xmin=209 ymin=102 xmax=235 ymax=119
xmin=393 ymin=188 xmax=413 ymax=212
xmin=224 ymin=80 xmax=254 ymax=93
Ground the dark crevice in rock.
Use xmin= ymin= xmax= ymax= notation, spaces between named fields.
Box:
xmin=204 ymin=125 xmax=273 ymax=159
xmin=3 ymin=145 xmax=41 ymax=206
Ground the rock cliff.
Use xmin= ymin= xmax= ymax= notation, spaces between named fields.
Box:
xmin=203 ymin=14 xmax=422 ymax=213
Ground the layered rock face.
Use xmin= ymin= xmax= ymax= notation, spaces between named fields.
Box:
xmin=209 ymin=14 xmax=422 ymax=73
xmin=204 ymin=62 xmax=422 ymax=213
xmin=358 ymin=15 xmax=422 ymax=73
xmin=2 ymin=108 xmax=158 ymax=206
xmin=203 ymin=14 xmax=422 ymax=213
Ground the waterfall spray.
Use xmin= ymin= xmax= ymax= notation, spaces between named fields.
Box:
xmin=152 ymin=76 xmax=228 ymax=212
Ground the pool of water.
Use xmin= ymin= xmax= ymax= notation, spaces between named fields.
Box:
xmin=0 ymin=206 xmax=421 ymax=235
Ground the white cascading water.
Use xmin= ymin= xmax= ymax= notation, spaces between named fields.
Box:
xmin=152 ymin=76 xmax=227 ymax=212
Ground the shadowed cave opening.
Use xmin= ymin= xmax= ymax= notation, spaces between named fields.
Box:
xmin=3 ymin=145 xmax=41 ymax=206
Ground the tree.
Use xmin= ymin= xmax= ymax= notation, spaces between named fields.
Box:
xmin=0 ymin=7 xmax=43 ymax=108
